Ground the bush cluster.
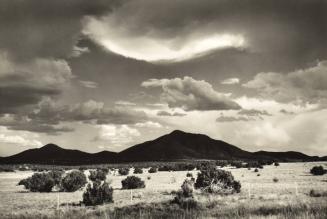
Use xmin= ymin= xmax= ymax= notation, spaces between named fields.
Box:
xmin=82 ymin=181 xmax=113 ymax=206
xmin=118 ymin=168 xmax=130 ymax=176
xmin=172 ymin=179 xmax=198 ymax=210
xmin=121 ymin=176 xmax=145 ymax=189
xmin=133 ymin=167 xmax=143 ymax=174
xmin=61 ymin=170 xmax=87 ymax=192
xmin=158 ymin=163 xmax=196 ymax=172
xmin=89 ymin=169 xmax=107 ymax=181
xmin=18 ymin=170 xmax=65 ymax=192
xmin=19 ymin=172 xmax=55 ymax=192
xmin=310 ymin=166 xmax=326 ymax=176
xmin=148 ymin=167 xmax=157 ymax=173
xmin=194 ymin=166 xmax=241 ymax=194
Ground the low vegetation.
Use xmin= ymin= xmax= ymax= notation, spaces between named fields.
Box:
xmin=89 ymin=169 xmax=107 ymax=181
xmin=82 ymin=181 xmax=113 ymax=206
xmin=133 ymin=167 xmax=143 ymax=174
xmin=118 ymin=167 xmax=130 ymax=176
xmin=194 ymin=166 xmax=241 ymax=194
xmin=19 ymin=172 xmax=55 ymax=192
xmin=61 ymin=170 xmax=87 ymax=192
xmin=148 ymin=167 xmax=157 ymax=173
xmin=310 ymin=165 xmax=326 ymax=175
xmin=172 ymin=179 xmax=198 ymax=210
xmin=121 ymin=176 xmax=145 ymax=189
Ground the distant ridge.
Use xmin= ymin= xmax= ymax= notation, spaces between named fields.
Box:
xmin=0 ymin=130 xmax=325 ymax=165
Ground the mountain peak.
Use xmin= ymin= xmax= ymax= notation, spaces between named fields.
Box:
xmin=169 ymin=129 xmax=187 ymax=135
xmin=41 ymin=143 xmax=62 ymax=150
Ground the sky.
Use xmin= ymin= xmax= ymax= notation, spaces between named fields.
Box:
xmin=0 ymin=0 xmax=327 ymax=156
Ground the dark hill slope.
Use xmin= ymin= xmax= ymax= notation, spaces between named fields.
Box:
xmin=0 ymin=144 xmax=117 ymax=165
xmin=118 ymin=130 xmax=255 ymax=161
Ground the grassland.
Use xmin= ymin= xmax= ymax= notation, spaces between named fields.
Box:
xmin=0 ymin=162 xmax=326 ymax=218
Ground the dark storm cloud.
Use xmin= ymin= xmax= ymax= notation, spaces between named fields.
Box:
xmin=0 ymin=99 xmax=148 ymax=134
xmin=0 ymin=55 xmax=73 ymax=114
xmin=0 ymin=0 xmax=122 ymax=60
xmin=0 ymin=114 xmax=73 ymax=135
xmin=30 ymin=99 xmax=148 ymax=126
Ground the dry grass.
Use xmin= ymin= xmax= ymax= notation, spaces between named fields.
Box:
xmin=0 ymin=162 xmax=327 ymax=218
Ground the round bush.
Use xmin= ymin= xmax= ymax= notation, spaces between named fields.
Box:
xmin=310 ymin=166 xmax=326 ymax=176
xmin=89 ymin=169 xmax=107 ymax=181
xmin=61 ymin=170 xmax=87 ymax=192
xmin=49 ymin=170 xmax=64 ymax=185
xmin=82 ymin=181 xmax=113 ymax=206
xmin=194 ymin=166 xmax=241 ymax=194
xmin=121 ymin=176 xmax=145 ymax=189
xmin=118 ymin=168 xmax=130 ymax=176
xmin=186 ymin=172 xmax=193 ymax=177
xmin=148 ymin=167 xmax=157 ymax=173
xmin=27 ymin=173 xmax=55 ymax=192
xmin=133 ymin=167 xmax=143 ymax=174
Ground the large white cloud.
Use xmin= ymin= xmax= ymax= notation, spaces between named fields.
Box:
xmin=243 ymin=60 xmax=327 ymax=106
xmin=141 ymin=76 xmax=241 ymax=111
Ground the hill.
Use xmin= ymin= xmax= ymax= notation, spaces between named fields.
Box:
xmin=0 ymin=130 xmax=325 ymax=164
xmin=0 ymin=143 xmax=117 ymax=165
xmin=119 ymin=130 xmax=254 ymax=161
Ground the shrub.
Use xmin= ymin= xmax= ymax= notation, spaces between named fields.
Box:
xmin=121 ymin=176 xmax=145 ymax=189
xmin=61 ymin=170 xmax=87 ymax=192
xmin=49 ymin=170 xmax=64 ymax=185
xmin=186 ymin=172 xmax=193 ymax=177
xmin=0 ymin=166 xmax=14 ymax=172
xmin=158 ymin=165 xmax=173 ymax=172
xmin=26 ymin=173 xmax=55 ymax=192
xmin=118 ymin=168 xmax=129 ymax=176
xmin=194 ymin=166 xmax=241 ymax=194
xmin=274 ymin=162 xmax=280 ymax=166
xmin=254 ymin=168 xmax=259 ymax=172
xmin=257 ymin=174 xmax=261 ymax=176
xmin=148 ymin=167 xmax=157 ymax=173
xmin=82 ymin=181 xmax=113 ymax=206
xmin=18 ymin=178 xmax=31 ymax=189
xmin=172 ymin=179 xmax=198 ymax=210
xmin=89 ymin=169 xmax=107 ymax=181
xmin=273 ymin=177 xmax=279 ymax=183
xmin=310 ymin=166 xmax=326 ymax=176
xmin=309 ymin=189 xmax=327 ymax=197
xmin=134 ymin=167 xmax=143 ymax=174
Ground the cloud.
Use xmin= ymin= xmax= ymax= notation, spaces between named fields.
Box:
xmin=0 ymin=0 xmax=121 ymax=60
xmin=280 ymin=109 xmax=295 ymax=115
xmin=216 ymin=115 xmax=253 ymax=122
xmin=238 ymin=109 xmax=272 ymax=117
xmin=221 ymin=77 xmax=240 ymax=85
xmin=115 ymin=101 xmax=137 ymax=106
xmin=157 ymin=111 xmax=187 ymax=117
xmin=83 ymin=16 xmax=245 ymax=62
xmin=0 ymin=126 xmax=43 ymax=147
xmin=141 ymin=76 xmax=241 ymax=111
xmin=0 ymin=52 xmax=73 ymax=114
xmin=30 ymin=99 xmax=148 ymax=125
xmin=79 ymin=80 xmax=98 ymax=88
xmin=82 ymin=0 xmax=327 ymax=64
xmin=135 ymin=121 xmax=162 ymax=128
xmin=94 ymin=124 xmax=140 ymax=147
xmin=243 ymin=60 xmax=327 ymax=105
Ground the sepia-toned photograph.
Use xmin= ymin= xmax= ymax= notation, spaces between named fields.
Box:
xmin=0 ymin=0 xmax=327 ymax=218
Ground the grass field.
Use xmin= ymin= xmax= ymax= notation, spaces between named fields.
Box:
xmin=0 ymin=162 xmax=327 ymax=218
